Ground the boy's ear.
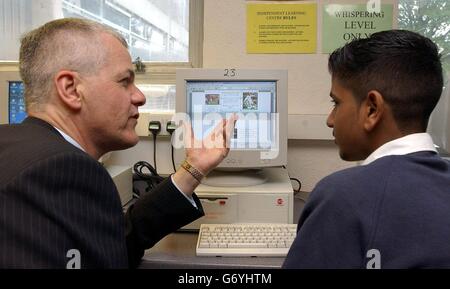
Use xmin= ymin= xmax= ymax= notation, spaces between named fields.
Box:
xmin=362 ymin=90 xmax=385 ymax=132
xmin=54 ymin=70 xmax=83 ymax=111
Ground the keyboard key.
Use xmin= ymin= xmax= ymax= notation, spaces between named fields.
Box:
xmin=228 ymin=243 xmax=268 ymax=248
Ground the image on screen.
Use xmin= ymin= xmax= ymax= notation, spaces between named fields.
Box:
xmin=8 ymin=81 xmax=27 ymax=124
xmin=186 ymin=81 xmax=277 ymax=150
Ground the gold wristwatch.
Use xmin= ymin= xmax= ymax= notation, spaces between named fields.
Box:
xmin=181 ymin=160 xmax=204 ymax=182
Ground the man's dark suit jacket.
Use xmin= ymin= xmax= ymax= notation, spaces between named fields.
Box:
xmin=0 ymin=117 xmax=204 ymax=268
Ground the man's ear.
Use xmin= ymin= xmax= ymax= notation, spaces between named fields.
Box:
xmin=362 ymin=90 xmax=385 ymax=132
xmin=54 ymin=70 xmax=83 ymax=111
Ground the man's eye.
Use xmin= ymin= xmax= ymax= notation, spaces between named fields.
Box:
xmin=331 ymin=99 xmax=338 ymax=107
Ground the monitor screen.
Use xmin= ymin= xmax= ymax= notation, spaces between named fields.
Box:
xmin=8 ymin=81 xmax=27 ymax=124
xmin=187 ymin=80 xmax=276 ymax=150
xmin=176 ymin=69 xmax=288 ymax=169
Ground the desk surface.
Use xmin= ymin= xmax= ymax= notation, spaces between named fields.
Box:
xmin=139 ymin=195 xmax=306 ymax=269
xmin=140 ymin=232 xmax=285 ymax=269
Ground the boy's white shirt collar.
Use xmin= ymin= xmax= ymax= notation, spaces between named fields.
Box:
xmin=362 ymin=133 xmax=437 ymax=165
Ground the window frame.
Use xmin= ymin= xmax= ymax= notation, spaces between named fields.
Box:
xmin=0 ymin=0 xmax=204 ymax=85
xmin=135 ymin=0 xmax=204 ymax=85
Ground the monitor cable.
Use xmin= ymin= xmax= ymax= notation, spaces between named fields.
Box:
xmin=289 ymin=177 xmax=308 ymax=203
xmin=166 ymin=121 xmax=177 ymax=173
xmin=132 ymin=161 xmax=164 ymax=198
xmin=149 ymin=121 xmax=161 ymax=172
xmin=131 ymin=120 xmax=162 ymax=199
xmin=290 ymin=177 xmax=302 ymax=194
xmin=283 ymin=166 xmax=303 ymax=194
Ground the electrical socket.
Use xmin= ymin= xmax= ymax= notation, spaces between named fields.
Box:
xmin=136 ymin=112 xmax=175 ymax=137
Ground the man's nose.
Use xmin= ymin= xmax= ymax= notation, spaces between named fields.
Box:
xmin=132 ymin=85 xmax=146 ymax=106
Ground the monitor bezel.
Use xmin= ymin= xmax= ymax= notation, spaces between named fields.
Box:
xmin=175 ymin=68 xmax=288 ymax=169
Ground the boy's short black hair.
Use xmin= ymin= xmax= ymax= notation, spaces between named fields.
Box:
xmin=328 ymin=30 xmax=443 ymax=131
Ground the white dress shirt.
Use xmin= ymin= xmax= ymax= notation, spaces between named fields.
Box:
xmin=362 ymin=133 xmax=437 ymax=166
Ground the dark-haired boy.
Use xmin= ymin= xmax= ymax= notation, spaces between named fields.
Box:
xmin=283 ymin=30 xmax=450 ymax=269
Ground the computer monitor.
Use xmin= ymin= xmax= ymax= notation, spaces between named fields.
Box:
xmin=8 ymin=81 xmax=27 ymax=124
xmin=174 ymin=69 xmax=288 ymax=186
xmin=0 ymin=71 xmax=27 ymax=125
xmin=428 ymin=78 xmax=450 ymax=157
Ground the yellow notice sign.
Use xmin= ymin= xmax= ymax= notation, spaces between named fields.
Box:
xmin=247 ymin=3 xmax=317 ymax=54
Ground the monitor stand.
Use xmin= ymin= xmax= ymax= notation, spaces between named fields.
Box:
xmin=202 ymin=169 xmax=268 ymax=187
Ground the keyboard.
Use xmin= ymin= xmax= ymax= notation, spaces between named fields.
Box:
xmin=196 ymin=223 xmax=297 ymax=257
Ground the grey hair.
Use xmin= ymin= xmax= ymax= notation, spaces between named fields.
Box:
xmin=19 ymin=18 xmax=128 ymax=111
